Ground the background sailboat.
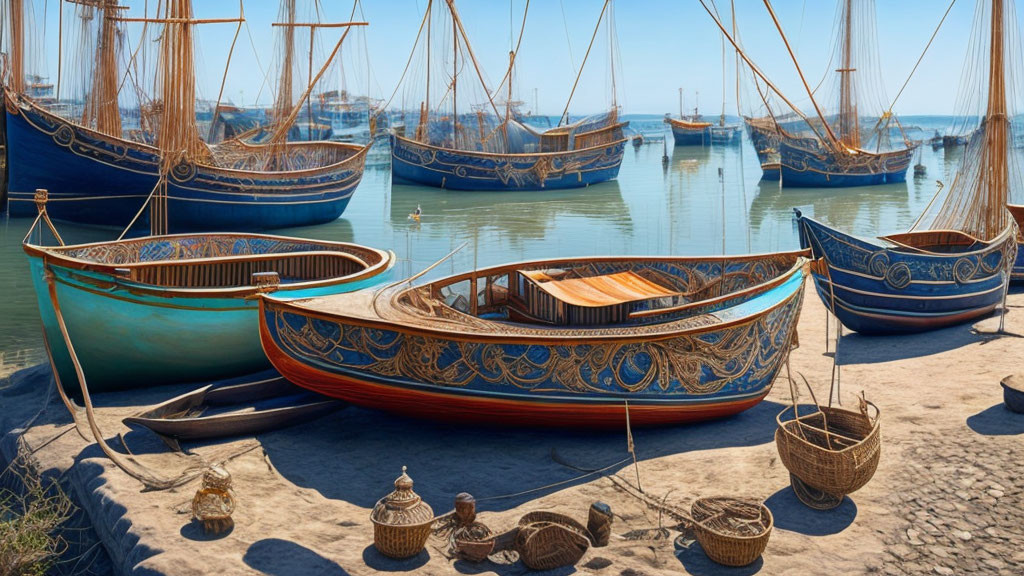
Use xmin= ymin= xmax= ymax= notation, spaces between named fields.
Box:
xmin=665 ymin=87 xmax=711 ymax=146
xmin=5 ymin=0 xmax=370 ymax=232
xmin=753 ymin=0 xmax=919 ymax=187
xmin=389 ymin=0 xmax=627 ymax=191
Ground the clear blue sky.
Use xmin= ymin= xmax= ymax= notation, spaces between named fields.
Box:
xmin=34 ymin=0 xmax=976 ymax=115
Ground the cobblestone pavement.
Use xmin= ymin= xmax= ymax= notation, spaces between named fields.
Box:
xmin=881 ymin=423 xmax=1024 ymax=576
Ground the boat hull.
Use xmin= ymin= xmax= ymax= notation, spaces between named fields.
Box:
xmin=779 ymin=139 xmax=915 ymax=188
xmin=710 ymin=125 xmax=742 ymax=145
xmin=390 ymin=134 xmax=626 ymax=191
xmin=27 ymin=236 xmax=394 ymax=392
xmin=6 ymin=95 xmax=367 ymax=231
xmin=667 ymin=119 xmax=710 ymax=146
xmin=796 ymin=213 xmax=1014 ymax=334
xmin=259 ymin=264 xmax=805 ymax=428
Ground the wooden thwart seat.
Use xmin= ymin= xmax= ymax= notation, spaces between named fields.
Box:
xmin=514 ymin=269 xmax=680 ymax=326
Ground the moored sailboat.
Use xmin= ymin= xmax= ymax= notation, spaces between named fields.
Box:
xmin=390 ymin=0 xmax=627 ymax=191
xmin=795 ymin=0 xmax=1018 ymax=333
xmin=5 ymin=0 xmax=370 ymax=232
xmin=666 ymin=88 xmax=711 ymax=146
xmin=259 ymin=251 xmax=807 ymax=428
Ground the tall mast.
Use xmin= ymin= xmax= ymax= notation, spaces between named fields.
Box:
xmin=8 ymin=0 xmax=24 ymax=93
xmin=450 ymin=0 xmax=456 ymax=147
xmin=720 ymin=27 xmax=726 ymax=125
xmin=836 ymin=0 xmax=859 ymax=148
xmin=732 ymin=0 xmax=740 ymax=116
xmin=80 ymin=0 xmax=123 ymax=137
xmin=274 ymin=0 xmax=297 ymax=122
xmin=985 ymin=0 xmax=1008 ymax=235
xmin=678 ymin=86 xmax=682 ymax=119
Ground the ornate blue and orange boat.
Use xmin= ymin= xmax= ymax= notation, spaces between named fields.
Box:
xmin=777 ymin=137 xmax=916 ymax=187
xmin=259 ymin=251 xmax=807 ymax=428
xmin=390 ymin=0 xmax=626 ymax=191
xmin=795 ymin=0 xmax=1019 ymax=334
xmin=24 ymin=191 xmax=395 ymax=392
xmin=5 ymin=0 xmax=370 ymax=232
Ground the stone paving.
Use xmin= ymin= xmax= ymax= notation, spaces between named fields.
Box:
xmin=881 ymin=426 xmax=1024 ymax=576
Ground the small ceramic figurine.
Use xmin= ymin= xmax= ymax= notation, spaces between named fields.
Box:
xmin=191 ymin=465 xmax=236 ymax=535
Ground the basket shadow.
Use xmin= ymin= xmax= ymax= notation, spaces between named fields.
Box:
xmin=674 ymin=538 xmax=764 ymax=575
xmin=243 ymin=538 xmax=351 ymax=575
xmin=258 ymin=398 xmax=788 ymax=513
xmin=966 ymin=404 xmax=1024 ymax=436
xmin=360 ymin=545 xmax=430 ymax=572
xmin=763 ymin=486 xmax=857 ymax=536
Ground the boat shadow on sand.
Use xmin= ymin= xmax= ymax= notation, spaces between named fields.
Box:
xmin=257 ymin=399 xmax=789 ymax=513
xmin=966 ymin=404 xmax=1024 ymax=436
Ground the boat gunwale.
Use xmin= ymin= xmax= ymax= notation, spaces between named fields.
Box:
xmin=665 ymin=117 xmax=713 ymax=130
xmin=23 ymin=233 xmax=396 ymax=298
xmin=261 ymin=253 xmax=807 ymax=345
xmin=799 ymin=214 xmax=1016 ymax=261
xmin=7 ymin=91 xmax=371 ymax=179
xmin=390 ymin=131 xmax=629 ymax=160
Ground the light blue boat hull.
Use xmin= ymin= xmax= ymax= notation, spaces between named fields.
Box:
xmin=28 ymin=249 xmax=392 ymax=392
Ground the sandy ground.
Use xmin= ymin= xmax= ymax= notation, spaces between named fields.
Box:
xmin=1 ymin=279 xmax=1022 ymax=576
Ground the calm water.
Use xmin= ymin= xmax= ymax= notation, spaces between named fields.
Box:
xmin=0 ymin=115 xmax=967 ymax=374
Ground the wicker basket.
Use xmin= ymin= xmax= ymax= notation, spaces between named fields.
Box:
xmin=690 ymin=497 xmax=773 ymax=567
xmin=370 ymin=467 xmax=434 ymax=559
xmin=1001 ymin=375 xmax=1024 ymax=413
xmin=776 ymin=399 xmax=881 ymax=503
xmin=515 ymin=511 xmax=591 ymax=571
xmin=454 ymin=523 xmax=496 ymax=563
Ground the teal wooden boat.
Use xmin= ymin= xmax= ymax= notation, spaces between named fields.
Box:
xmin=24 ymin=203 xmax=394 ymax=392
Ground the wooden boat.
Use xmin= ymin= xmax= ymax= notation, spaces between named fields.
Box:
xmin=745 ymin=117 xmax=781 ymax=180
xmin=1008 ymin=204 xmax=1024 ymax=282
xmin=259 ymin=251 xmax=807 ymax=428
xmin=796 ymin=212 xmax=1014 ymax=333
xmin=794 ymin=0 xmax=1018 ymax=334
xmin=390 ymin=0 xmax=626 ymax=191
xmin=123 ymin=370 xmax=344 ymax=441
xmin=24 ymin=196 xmax=395 ymax=392
xmin=5 ymin=0 xmax=371 ymax=232
xmin=721 ymin=0 xmax=918 ymax=188
xmin=666 ymin=117 xmax=711 ymax=146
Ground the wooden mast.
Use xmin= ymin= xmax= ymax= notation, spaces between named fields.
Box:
xmin=449 ymin=0 xmax=456 ymax=149
xmin=983 ymin=0 xmax=1008 ymax=237
xmin=836 ymin=0 xmax=860 ymax=148
xmin=7 ymin=0 xmax=24 ymax=93
xmin=274 ymin=0 xmax=297 ymax=126
xmin=77 ymin=0 xmax=124 ymax=137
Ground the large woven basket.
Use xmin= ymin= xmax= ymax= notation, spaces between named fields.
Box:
xmin=775 ymin=400 xmax=881 ymax=499
xmin=372 ymin=521 xmax=433 ymax=559
xmin=690 ymin=497 xmax=773 ymax=567
xmin=515 ymin=511 xmax=591 ymax=571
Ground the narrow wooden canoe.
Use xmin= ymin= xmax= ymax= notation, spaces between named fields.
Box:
xmin=259 ymin=252 xmax=807 ymax=428
xmin=123 ymin=370 xmax=344 ymax=441
xmin=26 ymin=232 xmax=395 ymax=392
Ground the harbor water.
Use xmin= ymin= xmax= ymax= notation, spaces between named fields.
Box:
xmin=0 ymin=115 xmax=967 ymax=375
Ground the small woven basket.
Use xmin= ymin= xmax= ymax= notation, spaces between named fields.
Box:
xmin=454 ymin=523 xmax=496 ymax=563
xmin=515 ymin=511 xmax=591 ymax=571
xmin=370 ymin=467 xmax=434 ymax=559
xmin=690 ymin=497 xmax=773 ymax=567
xmin=775 ymin=401 xmax=881 ymax=499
